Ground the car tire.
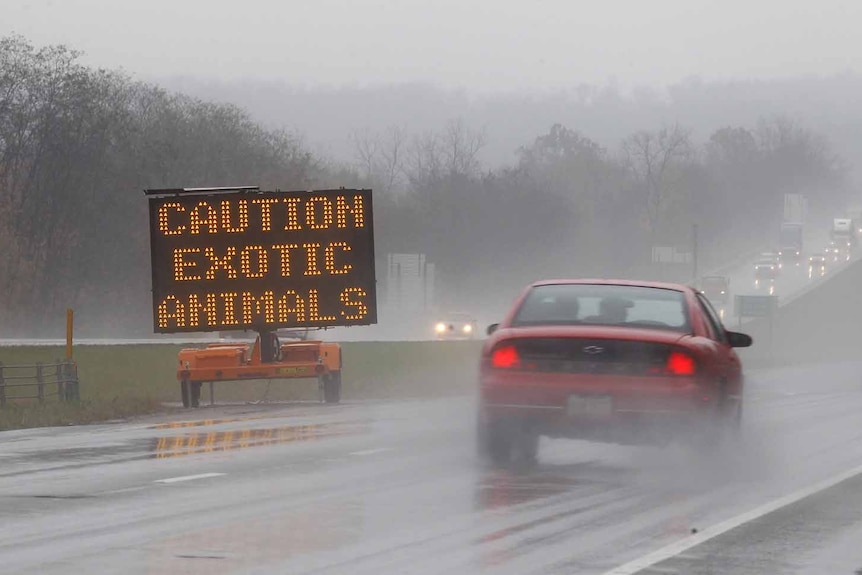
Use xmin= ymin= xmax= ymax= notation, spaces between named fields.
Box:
xmin=694 ymin=400 xmax=742 ymax=450
xmin=479 ymin=419 xmax=539 ymax=467
xmin=487 ymin=430 xmax=513 ymax=466
xmin=515 ymin=429 xmax=540 ymax=467
xmin=478 ymin=419 xmax=512 ymax=465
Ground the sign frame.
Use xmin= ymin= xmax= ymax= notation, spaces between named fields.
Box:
xmin=734 ymin=295 xmax=777 ymax=319
xmin=146 ymin=187 xmax=377 ymax=334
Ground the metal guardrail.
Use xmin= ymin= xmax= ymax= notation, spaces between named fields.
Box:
xmin=0 ymin=360 xmax=79 ymax=406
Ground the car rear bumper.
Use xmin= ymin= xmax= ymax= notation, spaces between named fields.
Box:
xmin=479 ymin=370 xmax=720 ymax=443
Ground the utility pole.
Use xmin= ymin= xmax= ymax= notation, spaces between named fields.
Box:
xmin=692 ymin=223 xmax=699 ymax=283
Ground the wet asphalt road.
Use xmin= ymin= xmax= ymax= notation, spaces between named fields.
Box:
xmin=3 ymin=362 xmax=862 ymax=574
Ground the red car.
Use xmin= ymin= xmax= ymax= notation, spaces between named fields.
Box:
xmin=477 ymin=279 xmax=752 ymax=464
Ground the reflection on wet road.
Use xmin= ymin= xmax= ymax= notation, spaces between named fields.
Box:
xmin=477 ymin=467 xmax=582 ymax=510
xmin=151 ymin=421 xmax=368 ymax=458
xmin=3 ymin=364 xmax=862 ymax=574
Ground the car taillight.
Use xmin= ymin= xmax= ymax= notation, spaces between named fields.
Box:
xmin=665 ymin=351 xmax=696 ymax=375
xmin=491 ymin=345 xmax=520 ymax=369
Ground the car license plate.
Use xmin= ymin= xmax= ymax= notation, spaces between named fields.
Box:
xmin=567 ymin=395 xmax=613 ymax=417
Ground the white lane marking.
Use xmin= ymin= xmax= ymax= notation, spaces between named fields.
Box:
xmin=349 ymin=448 xmax=393 ymax=457
xmin=154 ymin=472 xmax=226 ymax=484
xmin=673 ymin=554 xmax=703 ymax=561
xmin=602 ymin=462 xmax=862 ymax=575
xmin=100 ymin=486 xmax=150 ymax=496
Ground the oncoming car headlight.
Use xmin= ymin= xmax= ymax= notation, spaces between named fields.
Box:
xmin=435 ymin=322 xmax=446 ymax=334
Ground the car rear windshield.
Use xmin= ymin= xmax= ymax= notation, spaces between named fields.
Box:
xmin=511 ymin=284 xmax=691 ymax=332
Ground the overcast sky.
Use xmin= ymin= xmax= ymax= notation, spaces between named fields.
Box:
xmin=3 ymin=0 xmax=861 ymax=92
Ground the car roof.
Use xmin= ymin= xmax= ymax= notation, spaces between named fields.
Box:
xmin=528 ymin=279 xmax=690 ymax=293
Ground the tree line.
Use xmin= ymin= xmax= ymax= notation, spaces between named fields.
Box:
xmin=0 ymin=36 xmax=848 ymax=335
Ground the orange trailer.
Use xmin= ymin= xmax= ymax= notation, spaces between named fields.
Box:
xmin=177 ymin=332 xmax=342 ymax=408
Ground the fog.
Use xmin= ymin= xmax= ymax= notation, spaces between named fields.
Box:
xmin=1 ymin=3 xmax=861 ymax=341
xmin=5 ymin=7 xmax=862 ymax=571
xmin=6 ymin=0 xmax=862 ymax=91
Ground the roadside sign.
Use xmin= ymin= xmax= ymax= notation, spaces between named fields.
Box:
xmin=783 ymin=193 xmax=807 ymax=223
xmin=735 ymin=295 xmax=777 ymax=319
xmin=651 ymin=246 xmax=692 ymax=264
xmin=146 ymin=187 xmax=377 ymax=333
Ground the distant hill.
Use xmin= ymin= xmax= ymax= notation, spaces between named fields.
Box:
xmin=158 ymin=74 xmax=862 ymax=178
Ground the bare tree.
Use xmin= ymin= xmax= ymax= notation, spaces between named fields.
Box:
xmin=0 ymin=35 xmax=327 ymax=334
xmin=622 ymin=124 xmax=694 ymax=242
xmin=350 ymin=125 xmax=406 ymax=195
xmin=404 ymin=118 xmax=484 ymax=193
xmin=405 ymin=130 xmax=443 ymax=192
xmin=442 ymin=118 xmax=485 ymax=177
xmin=755 ymin=116 xmax=846 ymax=194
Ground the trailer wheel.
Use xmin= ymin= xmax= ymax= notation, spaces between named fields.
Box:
xmin=190 ymin=381 xmax=202 ymax=408
xmin=323 ymin=371 xmax=342 ymax=404
xmin=180 ymin=379 xmax=192 ymax=408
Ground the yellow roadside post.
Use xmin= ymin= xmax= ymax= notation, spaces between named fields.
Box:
xmin=66 ymin=308 xmax=74 ymax=360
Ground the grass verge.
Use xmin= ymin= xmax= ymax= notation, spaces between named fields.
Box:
xmin=0 ymin=340 xmax=483 ymax=430
xmin=0 ymin=397 xmax=163 ymax=430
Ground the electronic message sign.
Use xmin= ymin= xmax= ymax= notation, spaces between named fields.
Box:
xmin=147 ymin=187 xmax=377 ymax=333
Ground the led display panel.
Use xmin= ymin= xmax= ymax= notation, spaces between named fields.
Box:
xmin=147 ymin=188 xmax=377 ymax=333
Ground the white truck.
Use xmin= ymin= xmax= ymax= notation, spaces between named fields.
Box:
xmin=830 ymin=218 xmax=855 ymax=257
xmin=847 ymin=206 xmax=862 ymax=236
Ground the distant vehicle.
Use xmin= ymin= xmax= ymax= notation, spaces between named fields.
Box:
xmin=827 ymin=240 xmax=851 ymax=262
xmin=700 ymin=276 xmax=729 ymax=305
xmin=825 ymin=243 xmax=842 ymax=262
xmin=700 ymin=276 xmax=730 ymax=319
xmin=808 ymin=253 xmax=827 ymax=278
xmin=777 ymin=247 xmax=802 ymax=268
xmin=477 ymin=280 xmax=752 ymax=464
xmin=759 ymin=251 xmax=782 ymax=271
xmin=831 ymin=218 xmax=856 ymax=251
xmin=434 ymin=312 xmax=478 ymax=340
xmin=754 ymin=258 xmax=778 ymax=279
xmin=753 ymin=260 xmax=777 ymax=294
xmin=778 ymin=222 xmax=804 ymax=267
xmin=848 ymin=206 xmax=862 ymax=236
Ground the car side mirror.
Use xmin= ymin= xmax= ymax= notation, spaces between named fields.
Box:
xmin=486 ymin=323 xmax=499 ymax=336
xmin=726 ymin=331 xmax=753 ymax=348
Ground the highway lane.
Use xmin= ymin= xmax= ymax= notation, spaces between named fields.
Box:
xmin=3 ymin=361 xmax=862 ymax=574
xmin=707 ymin=229 xmax=855 ymax=322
